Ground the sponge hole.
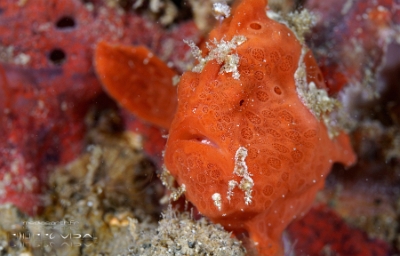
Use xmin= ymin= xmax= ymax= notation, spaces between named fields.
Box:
xmin=49 ymin=49 xmax=66 ymax=65
xmin=55 ymin=16 xmax=76 ymax=29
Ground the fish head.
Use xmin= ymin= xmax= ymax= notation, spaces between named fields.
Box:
xmin=164 ymin=0 xmax=355 ymax=224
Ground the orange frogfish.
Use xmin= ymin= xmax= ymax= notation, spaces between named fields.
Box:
xmin=95 ymin=0 xmax=356 ymax=255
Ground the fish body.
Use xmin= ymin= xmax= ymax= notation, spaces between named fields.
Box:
xmin=95 ymin=0 xmax=356 ymax=254
xmin=164 ymin=0 xmax=355 ymax=254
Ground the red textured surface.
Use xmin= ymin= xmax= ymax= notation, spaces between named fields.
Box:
xmin=0 ymin=64 xmax=98 ymax=215
xmin=0 ymin=0 xmax=199 ymax=215
xmin=287 ymin=205 xmax=390 ymax=256
xmin=306 ymin=0 xmax=395 ymax=95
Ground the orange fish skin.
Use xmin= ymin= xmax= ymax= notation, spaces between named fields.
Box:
xmin=95 ymin=41 xmax=178 ymax=130
xmin=164 ymin=0 xmax=356 ymax=255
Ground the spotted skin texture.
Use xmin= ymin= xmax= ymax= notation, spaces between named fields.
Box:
xmin=94 ymin=0 xmax=356 ymax=254
xmin=164 ymin=0 xmax=356 ymax=255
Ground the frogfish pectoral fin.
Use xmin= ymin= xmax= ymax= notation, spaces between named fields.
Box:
xmin=94 ymin=41 xmax=178 ymax=129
